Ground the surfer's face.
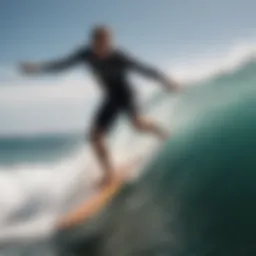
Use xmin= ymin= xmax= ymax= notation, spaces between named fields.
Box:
xmin=91 ymin=27 xmax=113 ymax=56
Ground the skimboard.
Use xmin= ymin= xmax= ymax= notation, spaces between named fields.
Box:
xmin=56 ymin=157 xmax=143 ymax=230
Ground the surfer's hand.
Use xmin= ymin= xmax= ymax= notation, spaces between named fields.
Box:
xmin=19 ymin=62 xmax=42 ymax=75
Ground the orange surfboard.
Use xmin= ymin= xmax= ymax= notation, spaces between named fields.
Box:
xmin=56 ymin=158 xmax=142 ymax=230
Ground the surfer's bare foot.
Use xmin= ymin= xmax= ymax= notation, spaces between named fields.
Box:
xmin=159 ymin=129 xmax=170 ymax=141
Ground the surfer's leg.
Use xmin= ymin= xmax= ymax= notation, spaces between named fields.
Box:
xmin=131 ymin=115 xmax=169 ymax=140
xmin=90 ymin=129 xmax=114 ymax=187
xmin=123 ymin=96 xmax=169 ymax=140
xmin=90 ymin=99 xmax=119 ymax=187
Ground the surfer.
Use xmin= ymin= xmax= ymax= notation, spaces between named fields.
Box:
xmin=20 ymin=25 xmax=180 ymax=187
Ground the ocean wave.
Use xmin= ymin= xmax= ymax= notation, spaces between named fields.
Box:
xmin=58 ymin=81 xmax=256 ymax=256
xmin=171 ymin=41 xmax=256 ymax=84
xmin=0 ymin=133 xmax=159 ymax=243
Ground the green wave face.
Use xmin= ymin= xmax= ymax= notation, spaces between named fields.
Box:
xmin=59 ymin=61 xmax=256 ymax=255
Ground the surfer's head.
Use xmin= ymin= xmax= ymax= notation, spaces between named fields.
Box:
xmin=90 ymin=25 xmax=113 ymax=55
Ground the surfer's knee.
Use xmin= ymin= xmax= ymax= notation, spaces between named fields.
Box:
xmin=89 ymin=129 xmax=103 ymax=146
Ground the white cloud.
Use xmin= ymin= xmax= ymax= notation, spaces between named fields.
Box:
xmin=0 ymin=76 xmax=99 ymax=106
xmin=0 ymin=70 xmax=102 ymax=135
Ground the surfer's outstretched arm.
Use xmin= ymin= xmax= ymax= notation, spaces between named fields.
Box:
xmin=119 ymin=50 xmax=181 ymax=91
xmin=20 ymin=49 xmax=85 ymax=75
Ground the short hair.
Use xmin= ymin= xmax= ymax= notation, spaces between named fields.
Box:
xmin=90 ymin=25 xmax=111 ymax=41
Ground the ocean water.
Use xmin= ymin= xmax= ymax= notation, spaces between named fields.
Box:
xmin=0 ymin=45 xmax=256 ymax=256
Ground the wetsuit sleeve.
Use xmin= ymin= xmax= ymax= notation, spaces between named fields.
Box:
xmin=41 ymin=48 xmax=88 ymax=73
xmin=118 ymin=50 xmax=165 ymax=80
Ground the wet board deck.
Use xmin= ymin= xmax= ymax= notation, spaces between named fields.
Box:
xmin=56 ymin=157 xmax=143 ymax=230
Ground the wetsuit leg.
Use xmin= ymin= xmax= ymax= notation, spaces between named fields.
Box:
xmin=120 ymin=93 xmax=138 ymax=119
xmin=92 ymin=98 xmax=121 ymax=133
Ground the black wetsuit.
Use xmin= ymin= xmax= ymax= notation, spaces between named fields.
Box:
xmin=43 ymin=47 xmax=163 ymax=132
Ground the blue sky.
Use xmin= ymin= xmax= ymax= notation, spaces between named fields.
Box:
xmin=1 ymin=0 xmax=256 ymax=135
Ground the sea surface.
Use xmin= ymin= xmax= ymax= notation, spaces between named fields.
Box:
xmin=0 ymin=47 xmax=256 ymax=256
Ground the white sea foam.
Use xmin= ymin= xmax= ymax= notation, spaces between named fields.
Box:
xmin=170 ymin=41 xmax=256 ymax=83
